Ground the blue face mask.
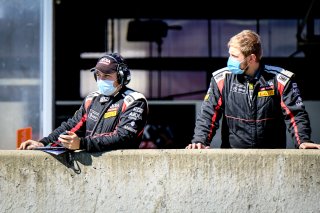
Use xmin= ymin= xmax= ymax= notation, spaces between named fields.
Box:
xmin=227 ymin=57 xmax=245 ymax=75
xmin=97 ymin=79 xmax=117 ymax=96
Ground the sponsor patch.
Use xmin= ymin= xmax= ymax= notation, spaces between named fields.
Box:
xmin=124 ymin=95 xmax=134 ymax=105
xmin=104 ymin=111 xmax=117 ymax=118
xmin=88 ymin=109 xmax=99 ymax=121
xmin=133 ymin=107 xmax=143 ymax=113
xmin=204 ymin=93 xmax=209 ymax=101
xmin=292 ymin=87 xmax=300 ymax=95
xmin=259 ymin=85 xmax=274 ymax=91
xmin=295 ymin=96 xmax=304 ymax=106
xmin=99 ymin=96 xmax=110 ymax=102
xmin=291 ymin=83 xmax=301 ymax=96
xmin=267 ymin=81 xmax=274 ymax=86
xmin=123 ymin=125 xmax=137 ymax=133
xmin=277 ymin=74 xmax=289 ymax=85
xmin=214 ymin=72 xmax=224 ymax=82
xmin=231 ymin=83 xmax=246 ymax=94
xmin=99 ymin=57 xmax=112 ymax=65
xmin=109 ymin=103 xmax=119 ymax=109
xmin=105 ymin=104 xmax=118 ymax=118
xmin=128 ymin=112 xmax=142 ymax=120
xmin=258 ymin=90 xmax=274 ymax=97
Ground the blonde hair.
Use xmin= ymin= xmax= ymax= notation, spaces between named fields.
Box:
xmin=228 ymin=30 xmax=262 ymax=61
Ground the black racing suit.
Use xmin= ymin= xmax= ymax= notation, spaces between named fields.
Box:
xmin=191 ymin=63 xmax=312 ymax=148
xmin=40 ymin=87 xmax=148 ymax=152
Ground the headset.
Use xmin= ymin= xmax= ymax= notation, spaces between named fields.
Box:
xmin=93 ymin=53 xmax=131 ymax=86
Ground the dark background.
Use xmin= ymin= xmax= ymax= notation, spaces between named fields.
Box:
xmin=54 ymin=0 xmax=320 ymax=100
xmin=53 ymin=0 xmax=320 ymax=148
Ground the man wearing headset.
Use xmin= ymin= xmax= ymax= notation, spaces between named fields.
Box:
xmin=19 ymin=53 xmax=149 ymax=152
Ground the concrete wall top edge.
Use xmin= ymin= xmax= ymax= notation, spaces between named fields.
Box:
xmin=1 ymin=149 xmax=320 ymax=157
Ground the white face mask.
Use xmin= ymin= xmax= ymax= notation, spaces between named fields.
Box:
xmin=97 ymin=79 xmax=117 ymax=96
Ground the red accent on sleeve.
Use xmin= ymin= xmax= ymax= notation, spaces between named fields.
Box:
xmin=278 ymin=82 xmax=301 ymax=145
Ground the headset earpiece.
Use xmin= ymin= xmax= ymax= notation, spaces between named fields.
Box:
xmin=117 ymin=63 xmax=127 ymax=85
xmin=93 ymin=71 xmax=97 ymax=81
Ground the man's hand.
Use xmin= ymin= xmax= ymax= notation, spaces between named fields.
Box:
xmin=185 ymin=142 xmax=210 ymax=149
xmin=18 ymin=140 xmax=44 ymax=150
xmin=299 ymin=142 xmax=320 ymax=149
xmin=58 ymin=131 xmax=80 ymax=150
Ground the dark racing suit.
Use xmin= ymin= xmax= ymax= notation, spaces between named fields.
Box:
xmin=192 ymin=64 xmax=312 ymax=148
xmin=40 ymin=87 xmax=148 ymax=152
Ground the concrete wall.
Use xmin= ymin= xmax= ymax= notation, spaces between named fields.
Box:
xmin=1 ymin=149 xmax=320 ymax=213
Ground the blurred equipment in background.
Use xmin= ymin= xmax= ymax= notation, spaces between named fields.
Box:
xmin=127 ymin=19 xmax=182 ymax=48
xmin=290 ymin=0 xmax=320 ymax=58
xmin=139 ymin=124 xmax=175 ymax=149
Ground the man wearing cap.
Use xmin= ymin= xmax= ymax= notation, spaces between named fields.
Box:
xmin=19 ymin=53 xmax=149 ymax=152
